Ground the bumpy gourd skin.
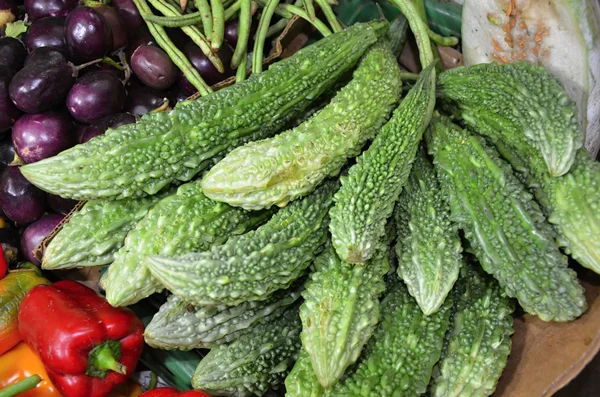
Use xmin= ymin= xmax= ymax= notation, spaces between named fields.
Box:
xmin=436 ymin=61 xmax=583 ymax=177
xmin=285 ymin=351 xmax=325 ymax=397
xmin=147 ymin=180 xmax=339 ymax=306
xmin=144 ymin=283 xmax=303 ymax=350
xmin=438 ymin=88 xmax=600 ymax=275
xmin=200 ymin=43 xmax=403 ymax=210
xmin=42 ymin=190 xmax=170 ymax=269
xmin=19 ymin=21 xmax=388 ymax=201
xmin=395 ymin=147 xmax=462 ymax=315
xmin=99 ymin=181 xmax=272 ymax=307
xmin=327 ymin=278 xmax=452 ymax=396
xmin=427 ymin=117 xmax=586 ymax=321
xmin=192 ymin=306 xmax=302 ymax=397
xmin=431 ymin=262 xmax=514 ymax=397
xmin=300 ymin=243 xmax=389 ymax=388
xmin=329 ymin=62 xmax=436 ymax=264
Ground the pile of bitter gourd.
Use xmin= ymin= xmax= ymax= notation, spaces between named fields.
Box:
xmin=23 ymin=0 xmax=600 ymax=395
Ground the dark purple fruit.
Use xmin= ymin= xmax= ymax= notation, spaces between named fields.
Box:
xmin=0 ymin=0 xmax=18 ymax=29
xmin=21 ymin=213 xmax=65 ymax=264
xmin=66 ymin=71 xmax=126 ymax=123
xmin=24 ymin=16 xmax=66 ymax=52
xmin=12 ymin=110 xmax=75 ymax=163
xmin=24 ymin=0 xmax=77 ymax=21
xmin=65 ymin=6 xmax=113 ymax=64
xmin=131 ymin=44 xmax=177 ymax=90
xmin=183 ymin=41 xmax=234 ymax=86
xmin=0 ymin=134 xmax=15 ymax=170
xmin=79 ymin=61 xmax=125 ymax=80
xmin=0 ymin=66 xmax=21 ymax=132
xmin=124 ymin=86 xmax=165 ymax=116
xmin=0 ymin=37 xmax=26 ymax=73
xmin=168 ymin=85 xmax=192 ymax=105
xmin=0 ymin=166 xmax=47 ymax=224
xmin=175 ymin=71 xmax=196 ymax=95
xmin=8 ymin=61 xmax=75 ymax=113
xmin=125 ymin=28 xmax=153 ymax=61
xmin=24 ymin=47 xmax=67 ymax=67
xmin=112 ymin=0 xmax=143 ymax=32
xmin=95 ymin=5 xmax=127 ymax=50
xmin=46 ymin=193 xmax=78 ymax=214
xmin=79 ymin=112 xmax=135 ymax=143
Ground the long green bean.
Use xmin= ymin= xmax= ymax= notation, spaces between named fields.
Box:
xmin=302 ymin=0 xmax=315 ymax=21
xmin=144 ymin=11 xmax=204 ymax=27
xmin=231 ymin=0 xmax=251 ymax=68
xmin=224 ymin=0 xmax=241 ymax=21
xmin=235 ymin=50 xmax=247 ymax=81
xmin=251 ymin=0 xmax=279 ymax=74
xmin=315 ymin=0 xmax=341 ymax=32
xmin=195 ymin=0 xmax=213 ymax=41
xmin=266 ymin=16 xmax=288 ymax=37
xmin=210 ymin=0 xmax=225 ymax=50
xmin=133 ymin=0 xmax=212 ymax=95
xmin=255 ymin=0 xmax=331 ymax=36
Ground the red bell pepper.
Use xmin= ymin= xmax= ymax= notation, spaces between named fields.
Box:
xmin=139 ymin=388 xmax=210 ymax=397
xmin=18 ymin=280 xmax=145 ymax=397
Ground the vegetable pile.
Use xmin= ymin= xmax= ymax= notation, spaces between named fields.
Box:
xmin=1 ymin=0 xmax=600 ymax=396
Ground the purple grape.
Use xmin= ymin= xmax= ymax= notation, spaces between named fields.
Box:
xmin=168 ymin=85 xmax=193 ymax=105
xmin=0 ymin=66 xmax=21 ymax=132
xmin=79 ymin=112 xmax=135 ymax=143
xmin=46 ymin=193 xmax=78 ymax=214
xmin=95 ymin=5 xmax=128 ymax=50
xmin=112 ymin=0 xmax=143 ymax=32
xmin=124 ymin=86 xmax=166 ymax=116
xmin=12 ymin=110 xmax=75 ymax=163
xmin=0 ymin=0 xmax=18 ymax=28
xmin=24 ymin=0 xmax=77 ymax=21
xmin=24 ymin=16 xmax=66 ymax=52
xmin=65 ymin=6 xmax=113 ymax=64
xmin=183 ymin=41 xmax=234 ymax=85
xmin=0 ymin=166 xmax=47 ymax=224
xmin=0 ymin=37 xmax=26 ymax=73
xmin=21 ymin=213 xmax=65 ymax=264
xmin=66 ymin=71 xmax=126 ymax=123
xmin=8 ymin=60 xmax=75 ymax=113
xmin=131 ymin=44 xmax=177 ymax=90
xmin=24 ymin=47 xmax=67 ymax=67
xmin=175 ymin=71 xmax=196 ymax=95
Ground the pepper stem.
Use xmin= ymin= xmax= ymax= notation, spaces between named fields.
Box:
xmin=87 ymin=340 xmax=127 ymax=378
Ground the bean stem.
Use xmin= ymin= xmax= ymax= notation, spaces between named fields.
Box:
xmin=251 ymin=0 xmax=280 ymax=74
xmin=224 ymin=0 xmax=241 ymax=21
xmin=235 ymin=50 xmax=248 ymax=81
xmin=134 ymin=0 xmax=212 ymax=95
xmin=314 ymin=0 xmax=342 ymax=32
xmin=302 ymin=0 xmax=316 ymax=21
xmin=210 ymin=0 xmax=225 ymax=50
xmin=426 ymin=26 xmax=459 ymax=46
xmin=231 ymin=0 xmax=251 ymax=68
xmin=194 ymin=0 xmax=213 ymax=41
xmin=149 ymin=0 xmax=225 ymax=72
xmin=144 ymin=11 xmax=204 ymax=27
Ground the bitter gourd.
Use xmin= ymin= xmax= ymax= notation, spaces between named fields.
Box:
xmin=147 ymin=180 xmax=338 ymax=306
xmin=327 ymin=277 xmax=452 ymax=396
xmin=438 ymin=80 xmax=600 ymax=275
xmin=144 ymin=282 xmax=303 ymax=350
xmin=200 ymin=42 xmax=403 ymax=210
xmin=395 ymin=147 xmax=462 ymax=315
xmin=42 ymin=190 xmax=171 ymax=269
xmin=99 ymin=181 xmax=272 ymax=307
xmin=329 ymin=62 xmax=436 ymax=264
xmin=285 ymin=351 xmax=324 ymax=397
xmin=430 ymin=261 xmax=514 ymax=397
xmin=191 ymin=305 xmax=302 ymax=397
xmin=20 ymin=21 xmax=389 ymax=201
xmin=427 ymin=117 xmax=586 ymax=321
xmin=300 ymin=243 xmax=390 ymax=388
xmin=436 ymin=62 xmax=583 ymax=177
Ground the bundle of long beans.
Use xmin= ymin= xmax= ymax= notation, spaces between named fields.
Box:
xmin=132 ymin=0 xmax=343 ymax=95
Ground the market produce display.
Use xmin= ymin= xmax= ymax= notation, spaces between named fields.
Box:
xmin=1 ymin=0 xmax=600 ymax=396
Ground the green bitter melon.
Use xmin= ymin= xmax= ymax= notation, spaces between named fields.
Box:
xmin=395 ymin=146 xmax=462 ymax=315
xmin=144 ymin=283 xmax=303 ymax=350
xmin=192 ymin=305 xmax=302 ymax=397
xmin=99 ymin=181 xmax=272 ymax=307
xmin=42 ymin=190 xmax=171 ymax=269
xmin=200 ymin=42 xmax=403 ymax=210
xmin=329 ymin=62 xmax=436 ymax=264
xmin=436 ymin=61 xmax=583 ymax=177
xmin=426 ymin=116 xmax=586 ymax=321
xmin=285 ymin=351 xmax=324 ymax=397
xmin=430 ymin=261 xmax=514 ymax=397
xmin=299 ymin=243 xmax=390 ymax=388
xmin=146 ymin=180 xmax=339 ymax=306
xmin=20 ymin=21 xmax=389 ymax=201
